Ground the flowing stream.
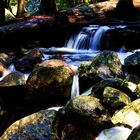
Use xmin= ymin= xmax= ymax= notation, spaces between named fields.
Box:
xmin=1 ymin=24 xmax=139 ymax=139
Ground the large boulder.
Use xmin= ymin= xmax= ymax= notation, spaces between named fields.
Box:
xmin=103 ymin=86 xmax=131 ymax=114
xmin=111 ymin=98 xmax=140 ymax=128
xmin=78 ymin=51 xmax=123 ymax=92
xmin=64 ymin=95 xmax=111 ymax=133
xmin=0 ymin=108 xmax=60 ymax=140
xmin=26 ymin=59 xmax=75 ymax=104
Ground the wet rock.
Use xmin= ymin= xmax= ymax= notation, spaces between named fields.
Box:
xmin=0 ymin=71 xmax=26 ymax=106
xmin=90 ymin=78 xmax=134 ymax=101
xmin=26 ymin=59 xmax=75 ymax=106
xmin=127 ymin=124 xmax=140 ymax=140
xmin=64 ymin=95 xmax=111 ymax=133
xmin=124 ymin=74 xmax=140 ymax=84
xmin=0 ymin=71 xmax=26 ymax=87
xmin=0 ymin=97 xmax=16 ymax=136
xmin=124 ymin=51 xmax=140 ymax=76
xmin=61 ymin=123 xmax=96 ymax=140
xmin=111 ymin=98 xmax=140 ymax=128
xmin=103 ymin=86 xmax=131 ymax=113
xmin=14 ymin=48 xmax=43 ymax=73
xmin=91 ymin=51 xmax=123 ymax=78
xmin=133 ymin=83 xmax=140 ymax=98
xmin=0 ymin=108 xmax=59 ymax=140
xmin=78 ymin=51 xmax=123 ymax=92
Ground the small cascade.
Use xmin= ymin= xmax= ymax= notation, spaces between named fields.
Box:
xmin=71 ymin=74 xmax=80 ymax=99
xmin=65 ymin=25 xmax=110 ymax=50
xmin=90 ymin=26 xmax=110 ymax=50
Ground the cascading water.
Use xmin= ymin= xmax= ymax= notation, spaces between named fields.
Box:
xmin=65 ymin=25 xmax=110 ymax=50
xmin=71 ymin=74 xmax=80 ymax=99
xmin=70 ymin=65 xmax=80 ymax=99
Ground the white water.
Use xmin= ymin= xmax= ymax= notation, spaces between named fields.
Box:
xmin=71 ymin=74 xmax=80 ymax=99
xmin=0 ymin=64 xmax=30 ymax=81
xmin=96 ymin=126 xmax=132 ymax=140
xmin=65 ymin=25 xmax=110 ymax=50
xmin=90 ymin=26 xmax=110 ymax=50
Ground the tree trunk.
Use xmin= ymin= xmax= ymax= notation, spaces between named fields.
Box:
xmin=0 ymin=0 xmax=5 ymax=22
xmin=116 ymin=0 xmax=138 ymax=19
xmin=16 ymin=0 xmax=25 ymax=18
xmin=40 ymin=0 xmax=57 ymax=15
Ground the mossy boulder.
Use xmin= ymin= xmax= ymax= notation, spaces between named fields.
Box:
xmin=0 ymin=108 xmax=59 ymax=140
xmin=103 ymin=86 xmax=131 ymax=113
xmin=90 ymin=78 xmax=134 ymax=101
xmin=111 ymin=98 xmax=140 ymax=128
xmin=64 ymin=95 xmax=111 ymax=132
xmin=26 ymin=59 xmax=75 ymax=97
xmin=90 ymin=51 xmax=123 ymax=78
xmin=78 ymin=51 xmax=123 ymax=92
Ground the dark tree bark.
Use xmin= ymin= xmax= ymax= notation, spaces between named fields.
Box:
xmin=0 ymin=0 xmax=5 ymax=22
xmin=16 ymin=0 xmax=25 ymax=18
xmin=40 ymin=0 xmax=57 ymax=15
xmin=116 ymin=0 xmax=139 ymax=19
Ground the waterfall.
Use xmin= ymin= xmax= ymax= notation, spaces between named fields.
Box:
xmin=65 ymin=25 xmax=110 ymax=50
xmin=90 ymin=26 xmax=110 ymax=50
xmin=71 ymin=74 xmax=80 ymax=99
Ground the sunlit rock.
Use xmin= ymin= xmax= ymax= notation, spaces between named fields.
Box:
xmin=127 ymin=124 xmax=140 ymax=140
xmin=103 ymin=86 xmax=131 ymax=113
xmin=111 ymin=98 xmax=140 ymax=128
xmin=0 ymin=108 xmax=59 ymax=140
xmin=64 ymin=95 xmax=111 ymax=133
xmin=26 ymin=59 xmax=75 ymax=98
xmin=15 ymin=48 xmax=43 ymax=73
